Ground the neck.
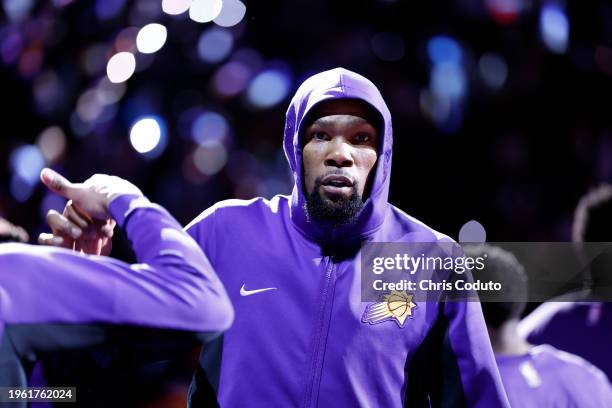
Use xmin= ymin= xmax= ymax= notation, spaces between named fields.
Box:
xmin=488 ymin=318 xmax=532 ymax=356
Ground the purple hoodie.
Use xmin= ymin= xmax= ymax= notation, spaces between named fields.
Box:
xmin=186 ymin=68 xmax=509 ymax=407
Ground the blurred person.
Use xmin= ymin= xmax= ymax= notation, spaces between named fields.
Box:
xmin=0 ymin=169 xmax=233 ymax=402
xmin=42 ymin=68 xmax=509 ymax=407
xmin=519 ymin=184 xmax=612 ymax=379
xmin=464 ymin=244 xmax=612 ymax=407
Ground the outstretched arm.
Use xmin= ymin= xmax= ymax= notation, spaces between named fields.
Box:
xmin=0 ymin=170 xmax=233 ymax=375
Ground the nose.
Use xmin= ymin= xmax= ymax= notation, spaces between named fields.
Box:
xmin=324 ymin=137 xmax=353 ymax=168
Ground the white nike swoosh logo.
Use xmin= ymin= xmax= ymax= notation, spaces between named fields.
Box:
xmin=240 ymin=284 xmax=277 ymax=296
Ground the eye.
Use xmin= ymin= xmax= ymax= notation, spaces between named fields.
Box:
xmin=310 ymin=131 xmax=329 ymax=141
xmin=354 ymin=133 xmax=372 ymax=144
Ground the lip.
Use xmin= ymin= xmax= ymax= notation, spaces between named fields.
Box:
xmin=320 ymin=184 xmax=353 ymax=198
xmin=321 ymin=174 xmax=354 ymax=187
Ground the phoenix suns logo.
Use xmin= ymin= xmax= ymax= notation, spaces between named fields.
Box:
xmin=362 ymin=290 xmax=417 ymax=328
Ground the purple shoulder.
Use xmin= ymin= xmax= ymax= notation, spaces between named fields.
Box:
xmin=185 ymin=195 xmax=290 ymax=238
xmin=532 ymin=344 xmax=610 ymax=383
xmin=387 ymin=204 xmax=455 ymax=244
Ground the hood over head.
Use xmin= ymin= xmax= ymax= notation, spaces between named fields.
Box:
xmin=283 ymin=68 xmax=393 ymax=244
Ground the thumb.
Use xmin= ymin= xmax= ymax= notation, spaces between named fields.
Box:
xmin=40 ymin=168 xmax=80 ymax=199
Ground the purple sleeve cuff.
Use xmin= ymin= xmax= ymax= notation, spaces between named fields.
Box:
xmin=108 ymin=194 xmax=156 ymax=229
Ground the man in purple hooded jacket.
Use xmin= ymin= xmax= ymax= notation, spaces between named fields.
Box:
xmin=43 ymin=68 xmax=509 ymax=407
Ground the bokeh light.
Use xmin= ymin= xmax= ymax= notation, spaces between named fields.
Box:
xmin=72 ymin=79 xmax=124 ymax=128
xmin=213 ymin=0 xmax=247 ymax=28
xmin=162 ymin=0 xmax=191 ymax=16
xmin=478 ymin=53 xmax=508 ymax=89
xmin=3 ymin=0 xmax=34 ymax=22
xmin=212 ymin=60 xmax=252 ymax=97
xmin=106 ymin=51 xmax=136 ymax=83
xmin=427 ymin=36 xmax=462 ymax=65
xmin=197 ymin=27 xmax=234 ymax=63
xmin=94 ymin=104 xmax=117 ymax=125
xmin=0 ymin=26 xmax=23 ymax=64
xmin=129 ymin=116 xmax=167 ymax=158
xmin=189 ymin=0 xmax=223 ymax=23
xmin=246 ymin=68 xmax=292 ymax=109
xmin=191 ymin=111 xmax=229 ymax=145
xmin=458 ymin=220 xmax=487 ymax=243
xmin=193 ymin=141 xmax=228 ymax=175
xmin=114 ymin=26 xmax=139 ymax=53
xmin=94 ymin=0 xmax=126 ymax=21
xmin=36 ymin=126 xmax=66 ymax=163
xmin=129 ymin=0 xmax=163 ymax=26
xmin=419 ymin=89 xmax=462 ymax=134
xmin=136 ymin=23 xmax=167 ymax=54
xmin=10 ymin=144 xmax=45 ymax=184
xmin=81 ymin=43 xmax=108 ymax=76
xmin=18 ymin=46 xmax=43 ymax=78
xmin=540 ymin=4 xmax=569 ymax=54
xmin=52 ymin=0 xmax=75 ymax=7
xmin=485 ymin=0 xmax=524 ymax=25
xmin=33 ymin=70 xmax=63 ymax=114
xmin=431 ymin=63 xmax=466 ymax=100
xmin=77 ymin=89 xmax=104 ymax=123
xmin=11 ymin=174 xmax=35 ymax=202
xmin=95 ymin=77 xmax=126 ymax=105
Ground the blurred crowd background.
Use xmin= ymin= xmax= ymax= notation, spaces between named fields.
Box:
xmin=2 ymin=0 xmax=611 ymax=244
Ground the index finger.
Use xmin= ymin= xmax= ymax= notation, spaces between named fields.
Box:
xmin=40 ymin=168 xmax=79 ymax=199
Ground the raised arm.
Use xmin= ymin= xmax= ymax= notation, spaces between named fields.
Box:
xmin=0 ymin=169 xmax=233 ymax=342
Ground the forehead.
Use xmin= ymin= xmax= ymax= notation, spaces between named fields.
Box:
xmin=304 ymin=99 xmax=381 ymax=129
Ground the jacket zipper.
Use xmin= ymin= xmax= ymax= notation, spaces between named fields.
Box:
xmin=303 ymin=255 xmax=336 ymax=408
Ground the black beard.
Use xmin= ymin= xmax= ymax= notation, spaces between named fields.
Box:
xmin=305 ymin=178 xmax=364 ymax=226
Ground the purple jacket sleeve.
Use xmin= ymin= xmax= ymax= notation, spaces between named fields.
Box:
xmin=441 ymin=300 xmax=510 ymax=407
xmin=440 ymin=240 xmax=509 ymax=407
xmin=0 ymin=194 xmax=234 ymax=338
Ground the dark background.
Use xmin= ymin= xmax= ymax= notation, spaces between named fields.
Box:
xmin=2 ymin=0 xmax=611 ymax=244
